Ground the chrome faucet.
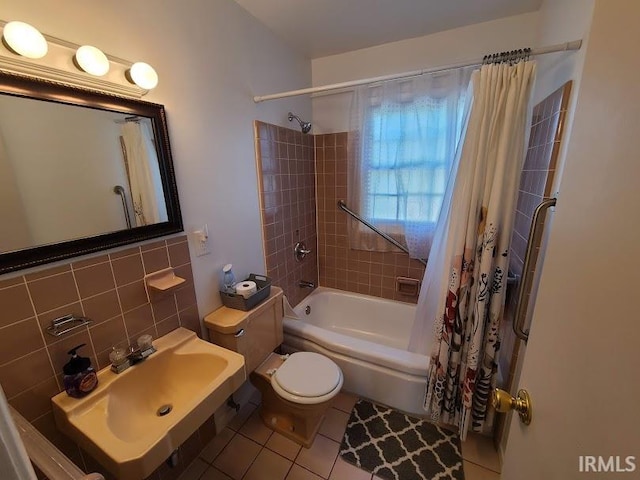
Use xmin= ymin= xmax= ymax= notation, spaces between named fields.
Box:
xmin=299 ymin=280 xmax=316 ymax=289
xmin=110 ymin=335 xmax=156 ymax=373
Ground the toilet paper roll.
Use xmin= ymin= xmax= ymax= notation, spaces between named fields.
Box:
xmin=235 ymin=280 xmax=257 ymax=299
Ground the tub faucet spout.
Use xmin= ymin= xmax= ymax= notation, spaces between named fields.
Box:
xmin=299 ymin=280 xmax=315 ymax=289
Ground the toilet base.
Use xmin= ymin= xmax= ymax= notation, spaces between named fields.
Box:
xmin=250 ymin=354 xmax=337 ymax=448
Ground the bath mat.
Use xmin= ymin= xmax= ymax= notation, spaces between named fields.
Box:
xmin=340 ymin=400 xmax=464 ymax=480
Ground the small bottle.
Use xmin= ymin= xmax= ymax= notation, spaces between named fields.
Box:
xmin=63 ymin=344 xmax=98 ymax=398
xmin=222 ymin=264 xmax=236 ymax=293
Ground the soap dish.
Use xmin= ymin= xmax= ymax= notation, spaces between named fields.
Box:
xmin=144 ymin=268 xmax=186 ymax=293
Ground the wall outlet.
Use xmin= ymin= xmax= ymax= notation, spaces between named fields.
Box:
xmin=192 ymin=225 xmax=210 ymax=257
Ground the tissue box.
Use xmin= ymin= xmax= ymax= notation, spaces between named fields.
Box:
xmin=219 ymin=274 xmax=271 ymax=311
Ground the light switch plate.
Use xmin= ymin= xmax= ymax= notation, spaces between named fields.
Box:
xmin=192 ymin=224 xmax=210 ymax=257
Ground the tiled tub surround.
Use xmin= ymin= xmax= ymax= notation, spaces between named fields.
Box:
xmin=0 ymin=235 xmax=205 ymax=479
xmin=255 ymin=124 xmax=425 ymax=305
xmin=497 ymin=81 xmax=572 ymax=385
xmin=315 ymin=133 xmax=426 ymax=303
xmin=255 ymin=121 xmax=318 ymax=307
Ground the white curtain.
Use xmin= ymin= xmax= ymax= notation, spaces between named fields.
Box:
xmin=121 ymin=120 xmax=168 ymax=226
xmin=410 ymin=61 xmax=536 ymax=439
xmin=348 ymin=67 xmax=474 ymax=259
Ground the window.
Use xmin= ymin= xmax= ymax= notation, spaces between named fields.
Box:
xmin=348 ymin=70 xmax=472 ymax=257
xmin=361 ymin=95 xmax=466 ymax=231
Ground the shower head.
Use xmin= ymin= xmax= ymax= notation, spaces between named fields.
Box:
xmin=288 ymin=112 xmax=312 ymax=134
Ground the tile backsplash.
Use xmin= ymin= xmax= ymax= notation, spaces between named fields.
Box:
xmin=0 ymin=234 xmax=200 ymax=477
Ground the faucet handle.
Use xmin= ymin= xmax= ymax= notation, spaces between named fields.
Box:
xmin=294 ymin=242 xmax=312 ymax=261
xmin=109 ymin=347 xmax=127 ymax=366
xmin=137 ymin=334 xmax=153 ymax=351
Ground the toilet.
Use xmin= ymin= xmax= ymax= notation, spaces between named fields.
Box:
xmin=204 ymin=287 xmax=343 ymax=448
xmin=251 ymin=351 xmax=343 ymax=447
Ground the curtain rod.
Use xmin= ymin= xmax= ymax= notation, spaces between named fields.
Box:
xmin=253 ymin=40 xmax=582 ymax=103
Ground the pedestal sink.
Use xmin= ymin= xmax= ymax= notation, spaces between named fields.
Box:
xmin=52 ymin=327 xmax=245 ymax=480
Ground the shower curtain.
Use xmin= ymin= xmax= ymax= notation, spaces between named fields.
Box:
xmin=410 ymin=61 xmax=536 ymax=438
xmin=120 ymin=120 xmax=168 ymax=226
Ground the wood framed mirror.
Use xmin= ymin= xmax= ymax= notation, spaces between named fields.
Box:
xmin=0 ymin=71 xmax=183 ymax=274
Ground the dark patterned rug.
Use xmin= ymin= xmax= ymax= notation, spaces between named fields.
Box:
xmin=339 ymin=400 xmax=465 ymax=480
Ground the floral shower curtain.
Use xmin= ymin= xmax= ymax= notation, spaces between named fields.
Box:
xmin=410 ymin=61 xmax=537 ymax=439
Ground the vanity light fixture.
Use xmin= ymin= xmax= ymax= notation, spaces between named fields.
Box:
xmin=127 ymin=62 xmax=158 ymax=90
xmin=0 ymin=19 xmax=152 ymax=98
xmin=74 ymin=45 xmax=110 ymax=76
xmin=2 ymin=21 xmax=48 ymax=59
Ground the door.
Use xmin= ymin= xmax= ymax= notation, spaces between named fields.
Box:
xmin=502 ymin=1 xmax=640 ymax=478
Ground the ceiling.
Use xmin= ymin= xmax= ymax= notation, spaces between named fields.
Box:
xmin=234 ymin=0 xmax=543 ymax=59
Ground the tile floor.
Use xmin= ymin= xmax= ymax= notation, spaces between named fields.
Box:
xmin=177 ymin=392 xmax=501 ymax=480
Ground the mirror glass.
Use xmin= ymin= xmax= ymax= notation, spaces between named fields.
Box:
xmin=0 ymin=72 xmax=182 ymax=274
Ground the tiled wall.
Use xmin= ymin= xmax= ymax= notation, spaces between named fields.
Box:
xmin=498 ymin=81 xmax=573 ymax=386
xmin=254 ymin=121 xmax=318 ymax=307
xmin=0 ymin=235 xmax=207 ymax=480
xmin=315 ymin=133 xmax=426 ymax=303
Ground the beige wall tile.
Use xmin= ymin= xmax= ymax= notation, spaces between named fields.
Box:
xmin=73 ymin=262 xmax=115 ymax=298
xmin=142 ymin=247 xmax=170 ymax=274
xmin=0 ymin=318 xmax=45 ymax=365
xmin=0 ymin=349 xmax=55 ymax=397
xmin=8 ymin=376 xmax=60 ymax=421
xmin=112 ymin=254 xmax=144 ymax=286
xmin=0 ymin=283 xmax=35 ymax=328
xmin=123 ymin=303 xmax=154 ymax=337
xmin=90 ymin=315 xmax=127 ymax=354
xmin=156 ymin=315 xmax=180 ymax=338
xmin=118 ymin=281 xmax=148 ymax=312
xmin=82 ymin=290 xmax=121 ymax=325
xmin=152 ymin=294 xmax=178 ymax=322
xmin=28 ymin=272 xmax=79 ymax=314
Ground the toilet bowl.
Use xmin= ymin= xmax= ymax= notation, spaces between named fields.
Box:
xmin=251 ymin=351 xmax=343 ymax=447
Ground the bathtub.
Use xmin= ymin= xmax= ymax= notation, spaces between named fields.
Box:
xmin=283 ymin=287 xmax=430 ymax=416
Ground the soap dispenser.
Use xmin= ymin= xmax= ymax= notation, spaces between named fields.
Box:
xmin=63 ymin=344 xmax=98 ymax=398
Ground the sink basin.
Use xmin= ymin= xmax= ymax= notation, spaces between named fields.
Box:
xmin=52 ymin=327 xmax=245 ymax=480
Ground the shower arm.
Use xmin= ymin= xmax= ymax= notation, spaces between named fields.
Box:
xmin=337 ymin=200 xmax=426 ymax=266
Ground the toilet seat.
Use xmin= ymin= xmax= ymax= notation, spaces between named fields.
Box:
xmin=271 ymin=352 xmax=343 ymax=405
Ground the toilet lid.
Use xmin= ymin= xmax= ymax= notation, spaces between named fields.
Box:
xmin=273 ymin=352 xmax=341 ymax=398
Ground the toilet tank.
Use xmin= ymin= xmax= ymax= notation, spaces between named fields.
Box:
xmin=204 ymin=287 xmax=283 ymax=373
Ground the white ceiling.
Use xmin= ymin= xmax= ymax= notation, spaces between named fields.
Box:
xmin=234 ymin=0 xmax=543 ymax=59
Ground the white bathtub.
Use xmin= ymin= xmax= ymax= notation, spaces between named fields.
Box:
xmin=283 ymin=287 xmax=430 ymax=416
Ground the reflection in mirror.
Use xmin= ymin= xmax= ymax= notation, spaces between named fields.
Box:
xmin=0 ymin=71 xmax=182 ymax=274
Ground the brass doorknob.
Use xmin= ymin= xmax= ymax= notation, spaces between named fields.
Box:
xmin=492 ymin=388 xmax=532 ymax=425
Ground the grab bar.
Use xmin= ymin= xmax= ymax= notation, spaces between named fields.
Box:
xmin=337 ymin=200 xmax=427 ymax=266
xmin=113 ymin=185 xmax=132 ymax=229
xmin=513 ymin=198 xmax=557 ymax=342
